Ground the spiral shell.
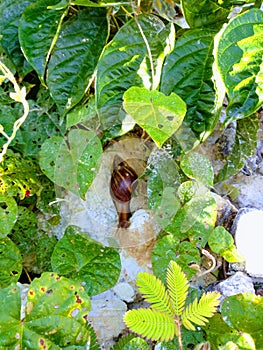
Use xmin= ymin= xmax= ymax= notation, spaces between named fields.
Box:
xmin=110 ymin=155 xmax=138 ymax=228
xmin=110 ymin=156 xmax=137 ymax=202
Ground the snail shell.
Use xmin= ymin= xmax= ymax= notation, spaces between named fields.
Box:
xmin=110 ymin=155 xmax=138 ymax=228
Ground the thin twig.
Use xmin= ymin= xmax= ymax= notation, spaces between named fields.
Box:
xmin=0 ymin=61 xmax=29 ymax=163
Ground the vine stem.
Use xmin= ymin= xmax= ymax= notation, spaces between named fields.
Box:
xmin=132 ymin=1 xmax=155 ymax=90
xmin=0 ymin=61 xmax=29 ymax=163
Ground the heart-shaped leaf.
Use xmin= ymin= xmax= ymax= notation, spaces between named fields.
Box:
xmin=39 ymin=129 xmax=102 ymax=198
xmin=123 ymin=87 xmax=186 ymax=147
xmin=51 ymin=226 xmax=121 ymax=295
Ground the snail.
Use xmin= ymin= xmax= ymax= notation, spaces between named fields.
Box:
xmin=110 ymin=155 xmax=138 ymax=228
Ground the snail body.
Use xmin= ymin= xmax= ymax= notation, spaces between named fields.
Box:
xmin=110 ymin=155 xmax=138 ymax=228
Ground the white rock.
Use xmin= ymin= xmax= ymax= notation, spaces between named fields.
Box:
xmin=88 ymin=292 xmax=127 ymax=349
xmin=233 ymin=209 xmax=263 ymax=277
xmin=113 ymin=282 xmax=135 ymax=303
xmin=217 ymin=272 xmax=255 ymax=300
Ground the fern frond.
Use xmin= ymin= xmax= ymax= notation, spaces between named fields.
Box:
xmin=86 ymin=323 xmax=101 ymax=350
xmin=166 ymin=261 xmax=189 ymax=316
xmin=136 ymin=272 xmax=174 ymax=316
xmin=182 ymin=292 xmax=220 ymax=331
xmin=110 ymin=334 xmax=136 ymax=350
xmin=123 ymin=309 xmax=177 ymax=342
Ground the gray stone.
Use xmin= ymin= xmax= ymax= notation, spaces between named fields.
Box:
xmin=217 ymin=272 xmax=255 ymax=300
xmin=113 ymin=282 xmax=135 ymax=303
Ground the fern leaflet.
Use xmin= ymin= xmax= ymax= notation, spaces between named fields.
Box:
xmin=166 ymin=260 xmax=189 ymax=317
xmin=182 ymin=292 xmax=220 ymax=331
xmin=123 ymin=309 xmax=177 ymax=342
xmin=136 ymin=272 xmax=174 ymax=316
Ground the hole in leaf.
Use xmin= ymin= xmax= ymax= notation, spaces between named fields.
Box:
xmin=158 ymin=124 xmax=164 ymax=129
xmin=0 ymin=202 xmax=7 ymax=209
xmin=167 ymin=115 xmax=174 ymax=121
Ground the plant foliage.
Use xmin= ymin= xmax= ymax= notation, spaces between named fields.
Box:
xmin=0 ymin=0 xmax=262 ymax=348
xmin=124 ymin=261 xmax=220 ymax=343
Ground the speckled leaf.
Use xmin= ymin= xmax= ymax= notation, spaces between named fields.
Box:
xmin=19 ymin=0 xmax=69 ymax=83
xmin=181 ymin=0 xmax=229 ymax=28
xmin=39 ymin=130 xmax=102 ymax=198
xmin=51 ymin=226 xmax=121 ymax=295
xmin=215 ymin=114 xmax=258 ymax=183
xmin=0 ymin=237 xmax=22 ymax=288
xmin=46 ymin=7 xmax=108 ymax=115
xmin=166 ymin=184 xmax=217 ymax=247
xmin=152 ymin=235 xmax=200 ymax=283
xmin=161 ymin=29 xmax=221 ymax=149
xmin=0 ymin=273 xmax=92 ymax=348
xmin=96 ymin=15 xmax=174 ymax=138
xmin=205 ymin=313 xmax=256 ymax=350
xmin=123 ymin=87 xmax=186 ymax=147
xmin=0 ymin=0 xmax=35 ymax=75
xmin=147 ymin=148 xmax=181 ymax=229
xmin=215 ymin=9 xmax=263 ymax=125
xmin=221 ymin=293 xmax=263 ymax=348
xmin=0 ymin=195 xmax=18 ymax=238
xmin=208 ymin=226 xmax=244 ymax=263
xmin=180 ymin=152 xmax=213 ymax=187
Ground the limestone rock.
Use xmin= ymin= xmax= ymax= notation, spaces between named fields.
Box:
xmin=232 ymin=209 xmax=263 ymax=277
xmin=88 ymin=290 xmax=127 ymax=349
xmin=216 ymin=272 xmax=255 ymax=301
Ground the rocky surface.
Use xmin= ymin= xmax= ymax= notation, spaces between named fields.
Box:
xmin=51 ymin=112 xmax=263 ymax=348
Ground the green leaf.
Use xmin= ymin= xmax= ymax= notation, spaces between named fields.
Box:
xmin=147 ymin=148 xmax=181 ymax=229
xmin=17 ymin=97 xmax=66 ymax=156
xmin=181 ymin=0 xmax=229 ymax=28
xmin=39 ymin=129 xmax=102 ymax=198
xmin=19 ymin=0 xmax=69 ymax=83
xmin=0 ymin=195 xmax=18 ymax=237
xmin=152 ymin=235 xmax=200 ymax=283
xmin=161 ymin=29 xmax=221 ymax=149
xmin=221 ymin=293 xmax=263 ymax=348
xmin=180 ymin=152 xmax=214 ymax=187
xmin=0 ymin=0 xmax=34 ymax=75
xmin=0 ymin=273 xmax=92 ymax=348
xmin=214 ymin=114 xmax=258 ymax=183
xmin=110 ymin=334 xmax=137 ymax=350
xmin=215 ymin=9 xmax=263 ymax=124
xmin=182 ymin=291 xmax=220 ymax=331
xmin=122 ymin=337 xmax=148 ymax=350
xmin=51 ymin=226 xmax=121 ymax=295
xmin=136 ymin=272 xmax=174 ymax=316
xmin=178 ymin=182 xmax=214 ymax=234
xmin=205 ymin=313 xmax=256 ymax=350
xmin=208 ymin=226 xmax=244 ymax=263
xmin=96 ymin=15 xmax=174 ymax=138
xmin=46 ymin=7 xmax=108 ymax=115
xmin=166 ymin=261 xmax=189 ymax=317
xmin=0 ymin=152 xmax=41 ymax=199
xmin=0 ymin=237 xmax=22 ymax=288
xmin=169 ymin=182 xmax=216 ymax=240
xmin=123 ymin=87 xmax=186 ymax=147
xmin=124 ymin=309 xmax=176 ymax=342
